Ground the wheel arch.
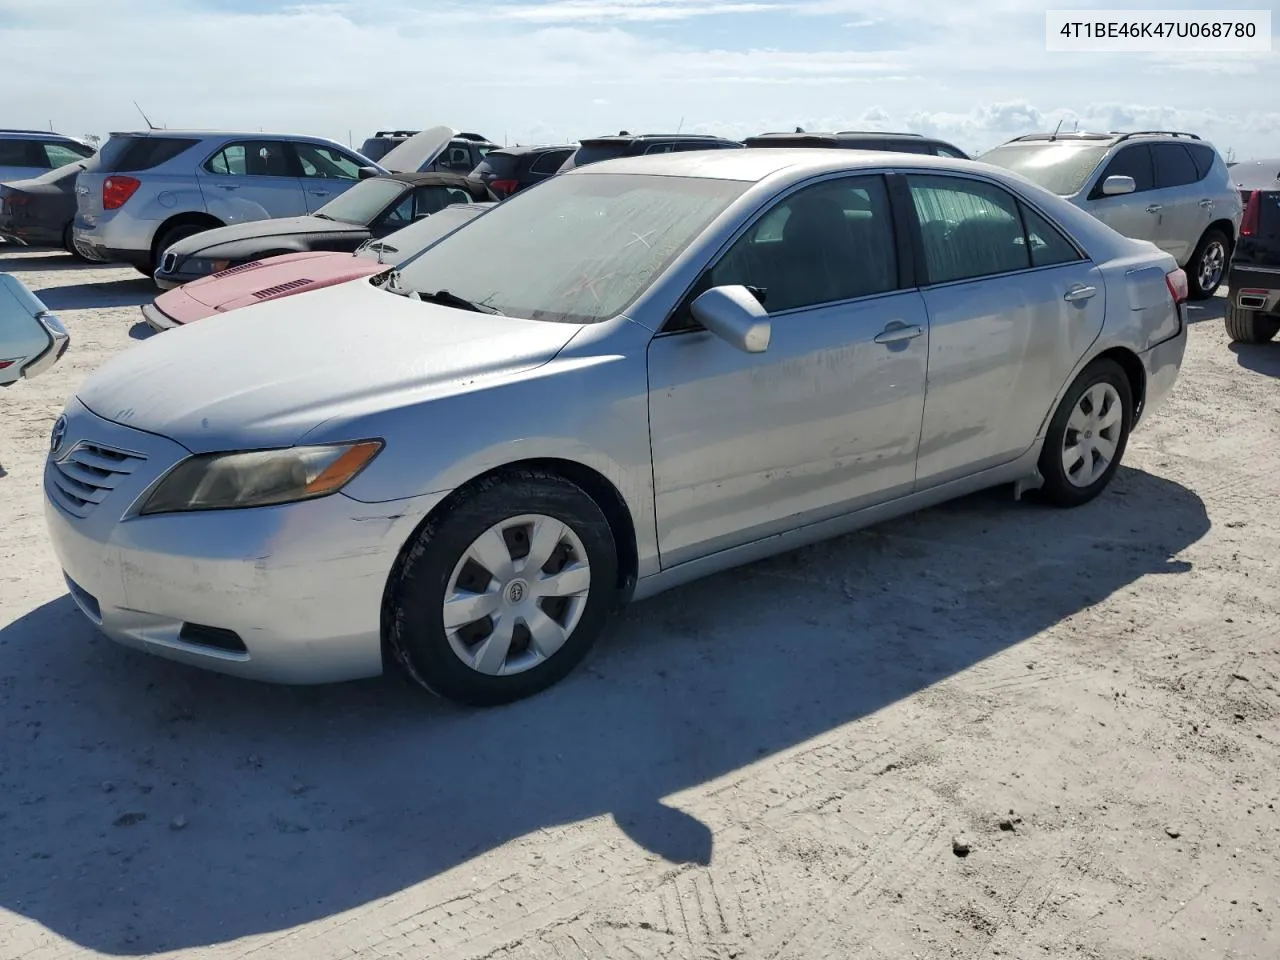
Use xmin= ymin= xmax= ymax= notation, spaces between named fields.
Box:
xmin=1092 ymin=346 xmax=1147 ymax=425
xmin=150 ymin=211 xmax=224 ymax=263
xmin=1204 ymin=217 xmax=1236 ymax=255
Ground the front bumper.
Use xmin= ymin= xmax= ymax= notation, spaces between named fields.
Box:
xmin=43 ymin=399 xmax=448 ymax=685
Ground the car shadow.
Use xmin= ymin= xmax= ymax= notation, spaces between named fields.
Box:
xmin=1184 ymin=294 xmax=1226 ymax=325
xmin=1229 ymin=340 xmax=1280 ymax=377
xmin=35 ymin=277 xmax=155 ymax=311
xmin=128 ymin=320 xmax=157 ymax=341
xmin=0 ymin=251 xmax=84 ymax=272
xmin=0 ymin=467 xmax=1209 ymax=954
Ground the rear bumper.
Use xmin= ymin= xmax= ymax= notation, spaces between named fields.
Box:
xmin=1228 ymin=264 xmax=1280 ymax=313
xmin=1137 ymin=321 xmax=1188 ymax=428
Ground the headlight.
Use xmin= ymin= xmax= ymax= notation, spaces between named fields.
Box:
xmin=139 ymin=441 xmax=383 ymax=515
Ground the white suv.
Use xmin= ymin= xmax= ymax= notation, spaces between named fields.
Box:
xmin=981 ymin=130 xmax=1242 ymax=299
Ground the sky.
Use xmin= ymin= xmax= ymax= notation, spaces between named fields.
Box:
xmin=1 ymin=0 xmax=1277 ymax=159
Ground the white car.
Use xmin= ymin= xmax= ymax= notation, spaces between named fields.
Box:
xmin=0 ymin=273 xmax=69 ymax=386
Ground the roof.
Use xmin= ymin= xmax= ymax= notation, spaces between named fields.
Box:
xmin=749 ymin=130 xmax=930 ymax=141
xmin=105 ymin=129 xmax=346 ymax=142
xmin=0 ymin=129 xmax=85 ymax=142
xmin=485 ymin=143 xmax=577 ymax=157
xmin=568 ymin=147 xmax=979 ymax=182
xmin=579 ymin=132 xmax=740 ymax=145
xmin=1001 ymin=130 xmax=1204 ymax=146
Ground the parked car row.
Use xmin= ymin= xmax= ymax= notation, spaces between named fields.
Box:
xmin=31 ymin=144 xmax=1191 ymax=706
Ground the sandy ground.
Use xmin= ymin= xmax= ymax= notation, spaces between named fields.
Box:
xmin=1 ymin=245 xmax=1279 ymax=960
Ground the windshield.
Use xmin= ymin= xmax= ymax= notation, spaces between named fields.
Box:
xmin=357 ymin=204 xmax=489 ymax=263
xmin=393 ymin=172 xmax=748 ymax=323
xmin=314 ymin=179 xmax=407 ymax=224
xmin=979 ymin=142 xmax=1111 ymax=196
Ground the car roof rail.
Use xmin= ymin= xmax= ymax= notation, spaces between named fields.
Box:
xmin=1113 ymin=130 xmax=1202 ymax=142
xmin=0 ymin=128 xmax=58 ymax=136
xmin=454 ymin=131 xmax=493 ymax=142
xmin=835 ymin=130 xmax=925 ymax=138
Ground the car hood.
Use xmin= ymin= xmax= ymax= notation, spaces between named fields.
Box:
xmin=172 ymin=217 xmax=363 ymax=256
xmin=79 ymin=278 xmax=582 ymax=453
xmin=377 ymin=125 xmax=456 ymax=174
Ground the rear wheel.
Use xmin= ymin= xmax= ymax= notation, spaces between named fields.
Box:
xmin=151 ymin=222 xmax=217 ymax=279
xmin=62 ymin=222 xmax=91 ymax=262
xmin=1225 ymin=300 xmax=1280 ymax=344
xmin=385 ymin=470 xmax=619 ymax=706
xmin=1037 ymin=359 xmax=1133 ymax=508
xmin=1186 ymin=228 xmax=1229 ymax=300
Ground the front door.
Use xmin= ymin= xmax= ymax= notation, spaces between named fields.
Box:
xmin=291 ymin=142 xmax=365 ymax=213
xmin=1081 ymin=143 xmax=1162 ymax=248
xmin=646 ymin=174 xmax=929 ymax=567
xmin=905 ymin=173 xmax=1107 ymax=487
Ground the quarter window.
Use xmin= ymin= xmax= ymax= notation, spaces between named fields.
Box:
xmin=1093 ymin=145 xmax=1155 ymax=196
xmin=204 ymin=141 xmax=292 ymax=177
xmin=43 ymin=142 xmax=92 ymax=167
xmin=1020 ymin=202 xmax=1082 ymax=268
xmin=529 ymin=150 xmax=572 ymax=175
xmin=907 ymin=175 xmax=1028 ymax=284
xmin=1152 ymin=142 xmax=1201 ymax=188
xmin=702 ymin=174 xmax=899 ymax=315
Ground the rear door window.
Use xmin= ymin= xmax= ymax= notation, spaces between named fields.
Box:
xmin=907 ymin=174 xmax=1030 ymax=284
xmin=204 ymin=140 xmax=293 ymax=177
xmin=1093 ymin=144 xmax=1155 ymax=196
xmin=1152 ymin=142 xmax=1202 ymax=188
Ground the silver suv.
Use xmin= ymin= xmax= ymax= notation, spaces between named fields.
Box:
xmin=0 ymin=130 xmax=95 ymax=183
xmin=72 ymin=130 xmax=384 ymax=275
xmin=980 ymin=130 xmax=1242 ymax=299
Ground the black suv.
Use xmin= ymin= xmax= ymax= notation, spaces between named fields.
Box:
xmin=469 ymin=144 xmax=576 ymax=199
xmin=358 ymin=130 xmax=499 ymax=173
xmin=558 ymin=132 xmax=743 ymax=172
xmin=1226 ymin=158 xmax=1280 ymax=345
xmin=744 ymin=130 xmax=969 ymax=159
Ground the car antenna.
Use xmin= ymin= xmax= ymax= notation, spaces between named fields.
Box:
xmin=1049 ymin=118 xmax=1064 ymax=142
xmin=132 ymin=100 xmax=157 ymax=131
xmin=677 ymin=117 xmax=684 ymax=133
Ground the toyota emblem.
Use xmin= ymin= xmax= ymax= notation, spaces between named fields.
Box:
xmin=50 ymin=415 xmax=67 ymax=455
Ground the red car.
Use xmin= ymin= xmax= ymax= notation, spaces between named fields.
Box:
xmin=140 ymin=202 xmax=491 ymax=331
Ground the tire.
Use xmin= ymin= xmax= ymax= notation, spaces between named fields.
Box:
xmin=385 ymin=469 xmax=619 ymax=706
xmin=63 ymin=222 xmax=91 ymax=262
xmin=1186 ymin=228 xmax=1229 ymax=300
xmin=1037 ymin=358 xmax=1134 ymax=508
xmin=151 ymin=222 xmax=215 ymax=278
xmin=1224 ymin=300 xmax=1280 ymax=344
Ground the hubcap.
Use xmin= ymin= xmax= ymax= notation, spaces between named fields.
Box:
xmin=1199 ymin=240 xmax=1225 ymax=290
xmin=443 ymin=514 xmax=591 ymax=676
xmin=1062 ymin=383 xmax=1124 ymax=488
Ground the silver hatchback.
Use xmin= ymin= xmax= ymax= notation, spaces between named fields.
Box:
xmin=44 ymin=150 xmax=1188 ymax=706
xmin=980 ymin=130 xmax=1242 ymax=299
xmin=72 ymin=130 xmax=385 ymax=275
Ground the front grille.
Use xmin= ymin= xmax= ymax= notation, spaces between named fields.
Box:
xmin=49 ymin=441 xmax=147 ymax=518
xmin=162 ymin=252 xmax=176 ymax=272
xmin=253 ymin=278 xmax=312 ymax=299
xmin=211 ymin=261 xmax=259 ymax=279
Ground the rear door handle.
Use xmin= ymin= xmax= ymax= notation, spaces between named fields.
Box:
xmin=1146 ymin=203 xmax=1163 ymax=213
xmin=874 ymin=322 xmax=923 ymax=344
xmin=1199 ymin=198 xmax=1214 ymax=208
xmin=309 ymin=189 xmax=332 ymax=197
xmin=216 ymin=184 xmax=239 ymax=191
xmin=1064 ymin=284 xmax=1097 ymax=303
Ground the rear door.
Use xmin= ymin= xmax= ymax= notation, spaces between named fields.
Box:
xmin=291 ymin=141 xmax=365 ymax=212
xmin=197 ymin=140 xmax=308 ymax=222
xmin=906 ymin=173 xmax=1106 ymax=486
xmin=1150 ymin=142 xmax=1207 ymax=264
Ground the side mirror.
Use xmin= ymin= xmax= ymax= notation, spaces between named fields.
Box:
xmin=1101 ymin=175 xmax=1136 ymax=196
xmin=357 ymin=166 xmax=381 ymax=180
xmin=690 ymin=285 xmax=771 ymax=353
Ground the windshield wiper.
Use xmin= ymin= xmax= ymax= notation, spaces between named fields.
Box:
xmin=383 ymin=272 xmax=502 ymax=314
xmin=313 ymin=212 xmax=334 ymax=220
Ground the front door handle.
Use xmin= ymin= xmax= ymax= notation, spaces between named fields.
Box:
xmin=874 ymin=322 xmax=923 ymax=344
xmin=216 ymin=184 xmax=239 ymax=191
xmin=1146 ymin=203 xmax=1163 ymax=213
xmin=310 ymin=190 xmax=332 ymax=197
xmin=1064 ymin=284 xmax=1097 ymax=303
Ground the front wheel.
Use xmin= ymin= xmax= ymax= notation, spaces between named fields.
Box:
xmin=386 ymin=470 xmax=619 ymax=706
xmin=1187 ymin=228 xmax=1229 ymax=300
xmin=1037 ymin=359 xmax=1133 ymax=508
xmin=1225 ymin=300 xmax=1280 ymax=344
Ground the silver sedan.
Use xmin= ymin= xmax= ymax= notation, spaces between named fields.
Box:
xmin=43 ymin=149 xmax=1189 ymax=705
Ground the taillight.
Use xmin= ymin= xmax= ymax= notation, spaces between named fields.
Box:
xmin=1241 ymin=190 xmax=1260 ymax=237
xmin=1165 ymin=267 xmax=1189 ymax=304
xmin=102 ymin=176 xmax=141 ymax=210
xmin=490 ymin=178 xmax=520 ymax=196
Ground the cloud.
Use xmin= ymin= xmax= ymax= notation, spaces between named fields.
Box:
xmin=2 ymin=0 xmax=1277 ymax=159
